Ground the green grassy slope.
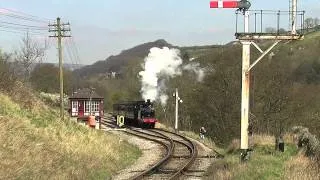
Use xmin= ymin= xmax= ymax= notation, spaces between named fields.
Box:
xmin=0 ymin=92 xmax=141 ymax=179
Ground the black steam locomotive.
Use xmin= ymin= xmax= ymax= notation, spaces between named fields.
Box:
xmin=112 ymin=99 xmax=157 ymax=128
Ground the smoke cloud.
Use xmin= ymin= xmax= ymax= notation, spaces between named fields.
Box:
xmin=139 ymin=47 xmax=207 ymax=106
xmin=183 ymin=62 xmax=206 ymax=82
xmin=139 ymin=47 xmax=182 ymax=106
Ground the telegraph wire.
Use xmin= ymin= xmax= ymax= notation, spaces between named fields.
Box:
xmin=69 ymin=36 xmax=82 ymax=66
xmin=0 ymin=20 xmax=47 ymax=29
xmin=65 ymin=37 xmax=82 ymax=91
xmin=0 ymin=7 xmax=53 ymax=22
xmin=0 ymin=24 xmax=47 ymax=32
xmin=0 ymin=12 xmax=49 ymax=24
xmin=64 ymin=40 xmax=76 ymax=66
xmin=0 ymin=28 xmax=47 ymax=35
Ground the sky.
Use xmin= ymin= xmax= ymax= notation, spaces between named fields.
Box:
xmin=0 ymin=0 xmax=319 ymax=65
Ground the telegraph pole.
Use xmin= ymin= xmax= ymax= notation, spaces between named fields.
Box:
xmin=49 ymin=17 xmax=71 ymax=120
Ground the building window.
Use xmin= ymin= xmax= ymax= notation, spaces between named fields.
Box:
xmin=92 ymin=101 xmax=99 ymax=112
xmin=72 ymin=101 xmax=78 ymax=112
xmin=85 ymin=101 xmax=90 ymax=112
xmin=85 ymin=101 xmax=99 ymax=112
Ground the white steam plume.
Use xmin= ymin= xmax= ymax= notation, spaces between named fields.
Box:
xmin=183 ymin=62 xmax=206 ymax=82
xmin=139 ymin=47 xmax=182 ymax=106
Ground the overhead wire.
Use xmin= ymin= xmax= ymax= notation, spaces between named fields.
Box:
xmin=66 ymin=35 xmax=84 ymax=91
xmin=69 ymin=36 xmax=82 ymax=66
xmin=0 ymin=9 xmax=50 ymax=36
xmin=0 ymin=20 xmax=47 ymax=29
xmin=0 ymin=7 xmax=82 ymax=89
xmin=0 ymin=28 xmax=46 ymax=35
xmin=64 ymin=38 xmax=82 ymax=91
xmin=0 ymin=24 xmax=47 ymax=32
xmin=64 ymin=39 xmax=76 ymax=66
xmin=0 ymin=7 xmax=52 ymax=24
xmin=0 ymin=7 xmax=53 ymax=22
xmin=0 ymin=12 xmax=49 ymax=24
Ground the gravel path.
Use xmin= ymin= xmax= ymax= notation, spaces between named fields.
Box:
xmin=103 ymin=128 xmax=164 ymax=180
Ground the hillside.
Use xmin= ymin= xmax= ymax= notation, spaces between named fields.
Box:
xmin=75 ymin=31 xmax=320 ymax=146
xmin=75 ymin=39 xmax=175 ymax=78
xmin=0 ymin=83 xmax=140 ymax=179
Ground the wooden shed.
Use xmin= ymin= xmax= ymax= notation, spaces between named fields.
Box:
xmin=69 ymin=88 xmax=104 ymax=120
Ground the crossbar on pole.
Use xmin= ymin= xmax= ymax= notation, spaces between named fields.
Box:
xmin=247 ymin=41 xmax=280 ymax=72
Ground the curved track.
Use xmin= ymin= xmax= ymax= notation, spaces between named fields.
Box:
xmin=127 ymin=128 xmax=197 ymax=180
xmin=101 ymin=116 xmax=222 ymax=179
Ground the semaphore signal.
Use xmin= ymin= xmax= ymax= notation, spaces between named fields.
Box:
xmin=209 ymin=0 xmax=304 ymax=162
xmin=210 ymin=0 xmax=251 ymax=10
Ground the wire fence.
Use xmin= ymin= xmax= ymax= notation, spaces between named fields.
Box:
xmin=235 ymin=10 xmax=305 ymax=35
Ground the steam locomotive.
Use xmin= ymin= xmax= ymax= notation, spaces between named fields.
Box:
xmin=112 ymin=99 xmax=157 ymax=128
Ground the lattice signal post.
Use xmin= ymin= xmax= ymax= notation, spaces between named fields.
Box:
xmin=210 ymin=0 xmax=304 ymax=161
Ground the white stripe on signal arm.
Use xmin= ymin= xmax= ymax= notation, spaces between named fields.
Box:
xmin=218 ymin=0 xmax=223 ymax=8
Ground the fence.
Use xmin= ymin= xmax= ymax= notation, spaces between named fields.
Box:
xmin=235 ymin=10 xmax=305 ymax=35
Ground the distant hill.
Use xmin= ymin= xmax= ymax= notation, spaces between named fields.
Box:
xmin=75 ymin=39 xmax=175 ymax=78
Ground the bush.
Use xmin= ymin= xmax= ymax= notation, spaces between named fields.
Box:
xmin=39 ymin=92 xmax=68 ymax=107
xmin=292 ymin=126 xmax=320 ymax=162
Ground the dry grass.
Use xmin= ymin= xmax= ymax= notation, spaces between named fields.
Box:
xmin=178 ymin=129 xmax=224 ymax=154
xmin=226 ymin=139 xmax=240 ymax=154
xmin=156 ymin=122 xmax=224 ymax=155
xmin=285 ymin=152 xmax=320 ymax=180
xmin=253 ymin=133 xmax=294 ymax=147
xmin=0 ymin=93 xmax=141 ymax=179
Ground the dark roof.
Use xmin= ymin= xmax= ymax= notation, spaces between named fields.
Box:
xmin=69 ymin=88 xmax=104 ymax=99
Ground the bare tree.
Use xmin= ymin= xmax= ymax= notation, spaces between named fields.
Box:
xmin=314 ymin=18 xmax=320 ymax=26
xmin=0 ymin=51 xmax=18 ymax=91
xmin=304 ymin=18 xmax=315 ymax=29
xmin=265 ymin=27 xmax=277 ymax=33
xmin=15 ymin=32 xmax=48 ymax=81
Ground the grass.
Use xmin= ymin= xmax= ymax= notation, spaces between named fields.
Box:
xmin=232 ymin=144 xmax=298 ymax=180
xmin=179 ymin=130 xmax=225 ymax=154
xmin=0 ymin=93 xmax=141 ymax=179
xmin=205 ymin=135 xmax=303 ymax=180
xmin=285 ymin=152 xmax=320 ymax=180
xmin=158 ymin=124 xmax=320 ymax=179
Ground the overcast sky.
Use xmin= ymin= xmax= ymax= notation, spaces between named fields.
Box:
xmin=0 ymin=0 xmax=319 ymax=65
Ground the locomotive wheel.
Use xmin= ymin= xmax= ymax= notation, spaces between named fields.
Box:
xmin=150 ymin=123 xmax=155 ymax=129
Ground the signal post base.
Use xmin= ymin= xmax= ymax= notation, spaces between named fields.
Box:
xmin=240 ymin=148 xmax=253 ymax=162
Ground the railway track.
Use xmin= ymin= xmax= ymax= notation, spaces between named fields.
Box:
xmin=127 ymin=128 xmax=198 ymax=179
xmin=100 ymin=116 xmax=222 ymax=179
